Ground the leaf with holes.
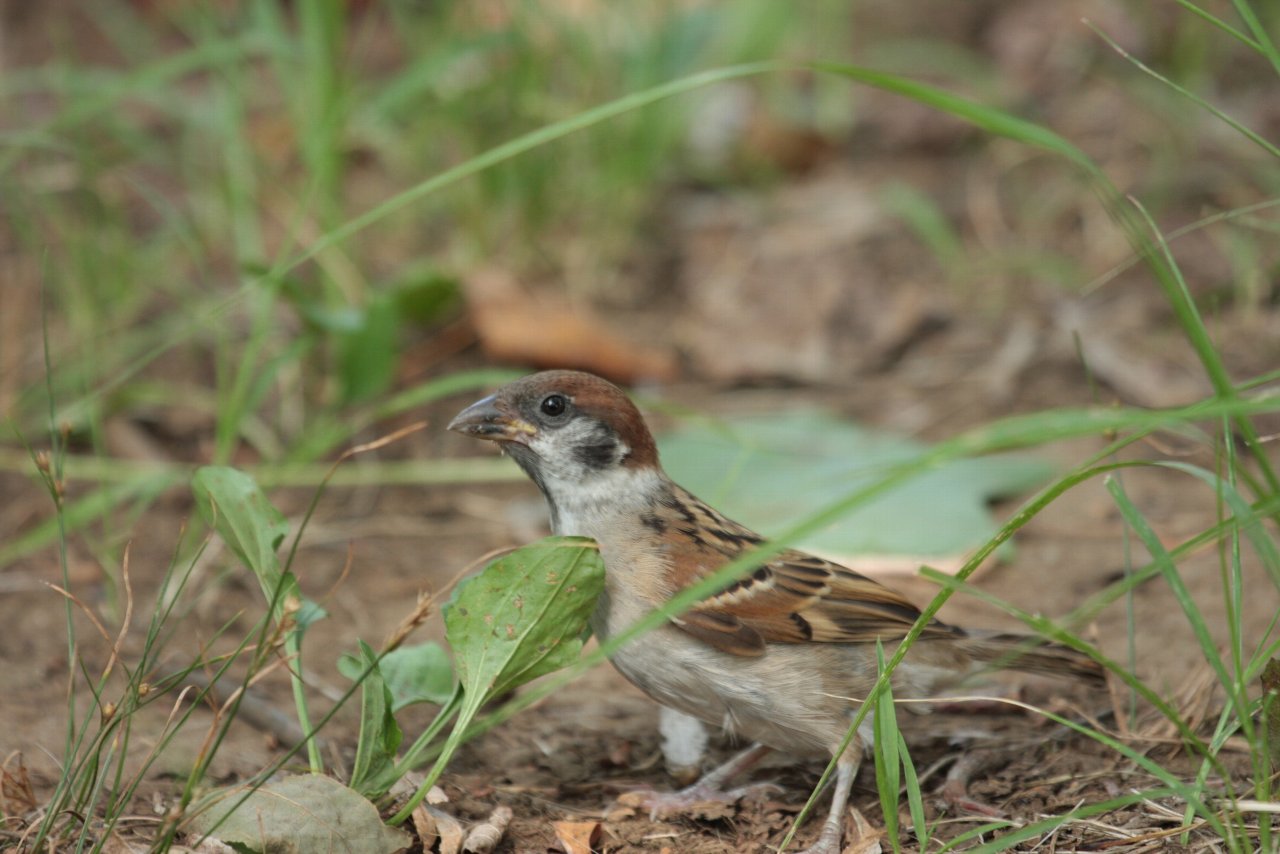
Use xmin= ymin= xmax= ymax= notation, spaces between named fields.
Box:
xmin=397 ymin=537 xmax=604 ymax=810
xmin=445 ymin=537 xmax=604 ymax=699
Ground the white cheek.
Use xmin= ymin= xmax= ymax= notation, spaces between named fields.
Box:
xmin=526 ymin=418 xmax=631 ymax=485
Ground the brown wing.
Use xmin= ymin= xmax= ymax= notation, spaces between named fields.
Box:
xmin=657 ymin=485 xmax=961 ymax=657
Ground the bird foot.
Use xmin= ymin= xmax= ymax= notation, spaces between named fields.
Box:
xmin=940 ymin=780 xmax=1005 ymax=818
xmin=791 ymin=805 xmax=881 ymax=854
xmin=941 ymin=753 xmax=1007 ymax=818
xmin=617 ymin=780 xmax=782 ymax=821
xmin=791 ymin=829 xmax=843 ymax=854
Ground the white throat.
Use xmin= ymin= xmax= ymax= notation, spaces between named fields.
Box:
xmin=544 ymin=465 xmax=663 ymax=541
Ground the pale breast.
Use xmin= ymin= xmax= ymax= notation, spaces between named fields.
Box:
xmin=552 ymin=472 xmax=877 ymax=756
xmin=593 ymin=588 xmax=869 ymax=757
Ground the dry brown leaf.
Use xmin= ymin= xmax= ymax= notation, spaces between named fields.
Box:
xmin=841 ymin=806 xmax=883 ymax=854
xmin=553 ymin=819 xmax=602 ymax=854
xmin=412 ymin=802 xmax=439 ymax=852
xmin=1 ymin=752 xmax=36 ymax=816
xmin=461 ymin=804 xmax=513 ymax=853
xmin=463 ymin=268 xmax=677 ymax=384
xmin=424 ymin=804 xmax=466 ymax=854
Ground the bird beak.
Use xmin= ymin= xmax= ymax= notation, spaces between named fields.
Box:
xmin=448 ymin=394 xmax=537 ymax=444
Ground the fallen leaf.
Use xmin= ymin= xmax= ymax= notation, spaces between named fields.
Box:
xmin=842 ymin=806 xmax=884 ymax=854
xmin=427 ymin=805 xmax=466 ymax=854
xmin=659 ymin=410 xmax=1051 ymax=572
xmin=185 ymin=774 xmax=410 ymax=854
xmin=463 ymin=268 xmax=677 ymax=383
xmin=1 ymin=752 xmax=36 ymax=815
xmin=411 ymin=801 xmax=438 ymax=852
xmin=553 ymin=819 xmax=602 ymax=854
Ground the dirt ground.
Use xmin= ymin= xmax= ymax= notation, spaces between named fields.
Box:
xmin=4 ymin=3 xmax=1280 ymax=852
xmin=3 ymin=247 xmax=1278 ymax=852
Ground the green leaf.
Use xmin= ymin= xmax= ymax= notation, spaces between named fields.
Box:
xmin=391 ymin=269 xmax=460 ymax=325
xmin=192 ymin=465 xmax=288 ymax=583
xmin=338 ymin=641 xmax=455 ymax=711
xmin=188 ymin=773 xmax=410 ymax=854
xmin=191 ymin=466 xmax=327 ymax=629
xmin=444 ymin=537 xmax=604 ymax=699
xmin=337 ymin=292 xmax=400 ymax=404
xmin=390 ymin=537 xmax=604 ymax=823
xmin=658 ymin=410 xmax=1052 ymax=560
xmin=341 ymin=641 xmax=404 ymax=796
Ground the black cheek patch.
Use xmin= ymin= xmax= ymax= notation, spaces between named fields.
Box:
xmin=573 ymin=439 xmax=620 ymax=471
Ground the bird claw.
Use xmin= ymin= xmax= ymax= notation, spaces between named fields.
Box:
xmin=617 ymin=780 xmax=782 ymax=821
xmin=940 ymin=752 xmax=1008 ymax=818
xmin=940 ymin=780 xmax=1006 ymax=818
xmin=792 ymin=837 xmax=842 ymax=854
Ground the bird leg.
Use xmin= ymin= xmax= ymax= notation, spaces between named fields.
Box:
xmin=621 ymin=742 xmax=779 ymax=820
xmin=792 ymin=754 xmax=859 ymax=854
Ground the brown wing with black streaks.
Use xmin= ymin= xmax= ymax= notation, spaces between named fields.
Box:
xmin=652 ymin=484 xmax=963 ymax=657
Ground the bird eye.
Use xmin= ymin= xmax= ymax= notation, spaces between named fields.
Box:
xmin=539 ymin=394 xmax=568 ymax=418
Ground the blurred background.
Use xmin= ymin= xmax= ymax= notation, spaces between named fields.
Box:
xmin=3 ymin=0 xmax=1276 ymax=437
xmin=1 ymin=1 xmax=1278 ymax=849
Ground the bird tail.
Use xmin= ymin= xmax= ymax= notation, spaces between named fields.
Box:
xmin=957 ymin=632 xmax=1106 ymax=684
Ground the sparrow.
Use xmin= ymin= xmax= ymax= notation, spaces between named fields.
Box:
xmin=449 ymin=370 xmax=1103 ymax=854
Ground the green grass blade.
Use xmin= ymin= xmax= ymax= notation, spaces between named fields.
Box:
xmin=1106 ymin=476 xmax=1233 ymax=689
xmin=1231 ymin=0 xmax=1280 ymax=77
xmin=873 ymin=642 xmax=902 ymax=850
xmin=1171 ymin=0 xmax=1266 ymax=51
xmin=280 ymin=62 xmax=778 ymax=274
xmin=897 ymin=729 xmax=928 ymax=851
xmin=1088 ymin=22 xmax=1280 ymax=160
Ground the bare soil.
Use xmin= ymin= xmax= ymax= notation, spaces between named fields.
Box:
xmin=2 ymin=298 xmax=1276 ymax=851
xmin=3 ymin=3 xmax=1280 ymax=852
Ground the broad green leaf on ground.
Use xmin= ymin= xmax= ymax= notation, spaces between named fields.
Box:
xmin=187 ymin=773 xmax=410 ymax=854
xmin=658 ymin=411 xmax=1052 ymax=565
xmin=192 ymin=466 xmax=327 ymax=628
xmin=338 ymin=641 xmax=455 ymax=711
